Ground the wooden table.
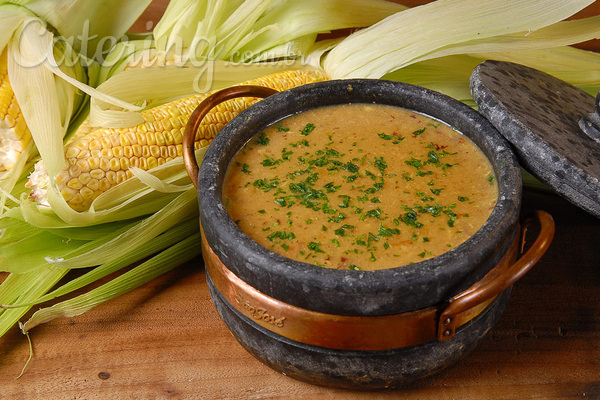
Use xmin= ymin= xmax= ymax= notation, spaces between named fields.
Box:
xmin=2 ymin=188 xmax=599 ymax=400
xmin=2 ymin=2 xmax=599 ymax=399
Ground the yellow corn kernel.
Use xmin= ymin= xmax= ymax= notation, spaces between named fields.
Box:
xmin=66 ymin=116 xmax=97 ymax=145
xmin=33 ymin=69 xmax=329 ymax=211
xmin=0 ymin=49 xmax=32 ymax=171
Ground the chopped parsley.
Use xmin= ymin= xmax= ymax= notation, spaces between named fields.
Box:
xmin=253 ymin=178 xmax=279 ymax=192
xmin=277 ymin=124 xmax=290 ymax=132
xmin=255 ymin=132 xmax=269 ymax=145
xmin=301 ymin=123 xmax=315 ymax=136
xmin=267 ymin=230 xmax=296 ymax=241
xmin=307 ymin=241 xmax=325 ymax=253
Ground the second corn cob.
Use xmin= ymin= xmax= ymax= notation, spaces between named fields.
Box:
xmin=27 ymin=69 xmax=329 ymax=211
xmin=0 ymin=49 xmax=31 ymax=172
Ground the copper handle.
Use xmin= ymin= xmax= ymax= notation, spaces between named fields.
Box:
xmin=438 ymin=210 xmax=555 ymax=340
xmin=183 ymin=85 xmax=280 ymax=188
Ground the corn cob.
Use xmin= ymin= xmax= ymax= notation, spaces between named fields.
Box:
xmin=0 ymin=49 xmax=32 ymax=172
xmin=27 ymin=69 xmax=329 ymax=211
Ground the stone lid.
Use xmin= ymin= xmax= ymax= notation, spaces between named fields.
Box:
xmin=470 ymin=60 xmax=600 ymax=218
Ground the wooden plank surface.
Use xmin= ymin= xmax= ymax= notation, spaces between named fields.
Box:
xmin=2 ymin=1 xmax=600 ymax=399
xmin=1 ymin=189 xmax=598 ymax=400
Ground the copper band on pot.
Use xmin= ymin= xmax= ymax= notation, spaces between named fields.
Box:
xmin=202 ymin=231 xmax=520 ymax=351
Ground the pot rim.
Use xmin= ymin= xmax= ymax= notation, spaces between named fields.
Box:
xmin=198 ymin=78 xmax=521 ymax=314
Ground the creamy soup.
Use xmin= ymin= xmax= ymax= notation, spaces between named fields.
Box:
xmin=222 ymin=104 xmax=498 ymax=270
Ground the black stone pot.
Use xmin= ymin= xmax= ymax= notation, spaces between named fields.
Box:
xmin=207 ymin=275 xmax=512 ymax=389
xmin=183 ymin=79 xmax=555 ymax=389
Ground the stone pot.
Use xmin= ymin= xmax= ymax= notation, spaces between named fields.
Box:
xmin=183 ymin=79 xmax=554 ymax=389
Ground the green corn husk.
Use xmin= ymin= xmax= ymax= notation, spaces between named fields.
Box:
xmin=322 ymin=0 xmax=599 ymax=78
xmin=20 ymin=230 xmax=202 ymax=333
xmin=0 ymin=266 xmax=68 ymax=338
xmin=0 ymin=0 xmax=154 ymax=340
xmin=382 ymin=45 xmax=600 ymax=106
xmin=2 ymin=218 xmax=199 ymax=310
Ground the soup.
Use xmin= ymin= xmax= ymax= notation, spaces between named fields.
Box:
xmin=222 ymin=103 xmax=497 ymax=270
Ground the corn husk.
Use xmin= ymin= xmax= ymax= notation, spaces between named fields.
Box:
xmin=0 ymin=0 xmax=153 ymax=203
xmin=323 ymin=0 xmax=599 ymax=78
xmin=0 ymin=0 xmax=154 ymax=341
